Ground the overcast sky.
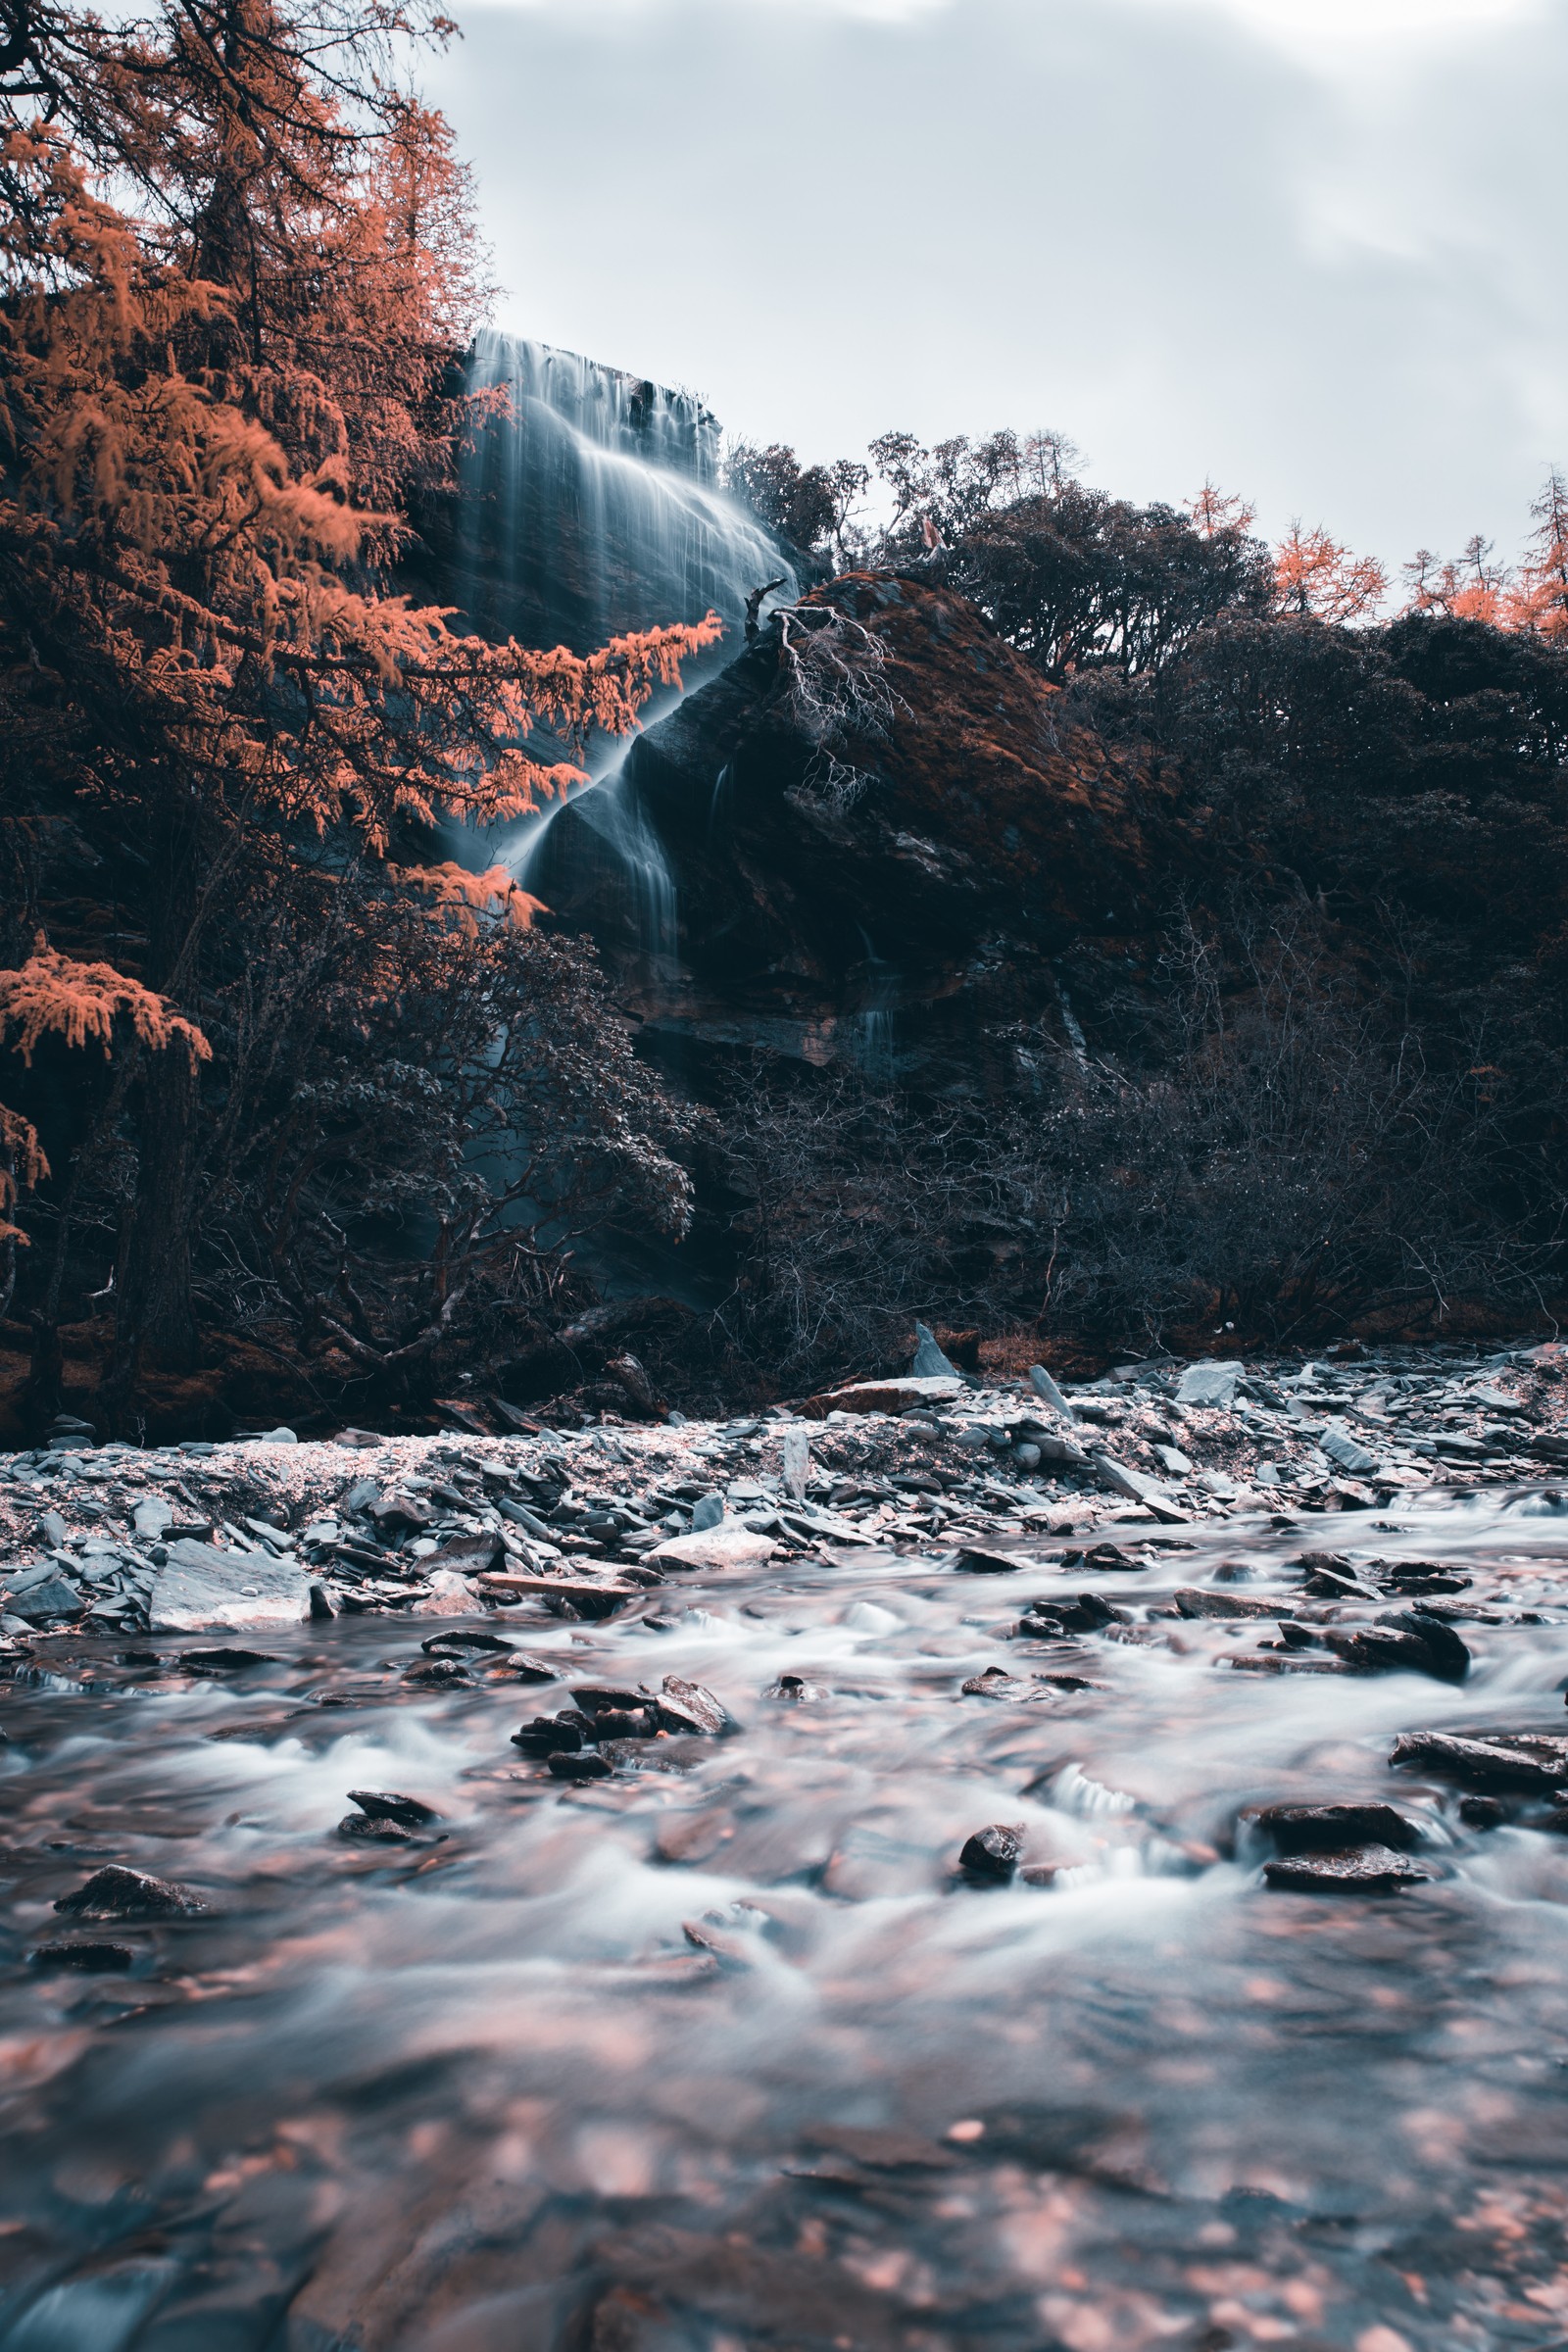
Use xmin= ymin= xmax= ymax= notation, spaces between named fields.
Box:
xmin=428 ymin=0 xmax=1567 ymax=576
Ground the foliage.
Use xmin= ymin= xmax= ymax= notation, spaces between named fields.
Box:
xmin=0 ymin=943 xmax=212 ymax=1067
xmin=724 ymin=440 xmax=867 ymax=566
xmin=722 ymin=900 xmax=1566 ymax=1383
xmin=0 ymin=0 xmax=718 ymax=1406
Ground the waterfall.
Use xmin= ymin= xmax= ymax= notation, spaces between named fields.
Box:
xmin=457 ymin=328 xmax=791 ymax=661
xmin=453 ymin=330 xmax=795 ymax=957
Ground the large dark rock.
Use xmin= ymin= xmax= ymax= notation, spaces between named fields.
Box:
xmin=531 ymin=573 xmax=1176 ymax=1087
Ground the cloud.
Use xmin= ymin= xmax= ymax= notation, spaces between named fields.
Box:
xmin=431 ymin=0 xmax=1568 ymax=573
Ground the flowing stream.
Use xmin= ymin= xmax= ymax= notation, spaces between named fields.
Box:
xmin=5 ymin=1486 xmax=1568 ymax=2347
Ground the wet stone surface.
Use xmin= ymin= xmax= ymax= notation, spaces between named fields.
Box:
xmin=8 ymin=1378 xmax=1568 ymax=2341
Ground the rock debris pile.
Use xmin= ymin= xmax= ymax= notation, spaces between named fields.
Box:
xmin=5 ymin=1341 xmax=1568 ymax=1642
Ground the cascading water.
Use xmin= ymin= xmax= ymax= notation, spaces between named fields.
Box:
xmin=451 ymin=332 xmax=795 ymax=958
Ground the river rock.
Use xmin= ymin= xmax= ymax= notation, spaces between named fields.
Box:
xmin=1390 ymin=1731 xmax=1568 ymax=1792
xmin=548 ymin=1751 xmax=612 ymax=1781
xmin=413 ymin=1568 xmax=481 ymax=1616
xmin=1173 ymin=1588 xmax=1281 ymax=1620
xmin=55 ymin=1864 xmax=206 ymax=1920
xmin=346 ymin=1788 xmax=440 ymax=1826
xmin=149 ymin=1539 xmax=312 ymax=1632
xmin=512 ymin=1714 xmax=585 ymax=1755
xmin=5 ymin=1573 xmax=86 ymax=1624
xmin=657 ymin=1675 xmax=727 ymax=1735
xmin=1249 ymin=1802 xmax=1422 ymax=1852
xmin=648 ymin=1525 xmax=777 ymax=1571
xmin=689 ymin=1494 xmax=725 ymax=1532
xmin=29 ymin=1939 xmax=136 ymax=1972
xmin=1262 ymin=1844 xmax=1433 ymax=1892
xmin=1093 ymin=1455 xmax=1181 ymax=1517
xmin=958 ymin=1824 xmax=1024 ymax=1883
xmin=954 ymin=1542 xmax=1029 ymax=1573
xmin=1324 ymin=1613 xmax=1470 ymax=1684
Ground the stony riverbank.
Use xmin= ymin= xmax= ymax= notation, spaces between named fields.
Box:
xmin=4 ymin=1340 xmax=1566 ymax=1642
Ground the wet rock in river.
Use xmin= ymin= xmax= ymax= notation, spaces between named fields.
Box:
xmin=29 ymin=1939 xmax=136 ymax=1972
xmin=656 ymin=1675 xmax=726 ymax=1735
xmin=402 ymin=1657 xmax=473 ymax=1688
xmin=1324 ymin=1614 xmax=1470 ymax=1684
xmin=768 ymin=1671 xmax=821 ymax=1700
xmin=1391 ymin=1731 xmax=1568 ymax=1792
xmin=958 ymin=1824 xmax=1024 ymax=1883
xmin=506 ymin=1653 xmax=561 ymax=1683
xmin=55 ymin=1865 xmax=206 ymax=1920
xmin=1173 ymin=1588 xmax=1281 ymax=1621
xmin=592 ymin=1706 xmax=659 ymax=1740
xmin=647 ymin=1525 xmax=776 ymax=1571
xmin=347 ymin=1788 xmax=441 ymax=1826
xmin=511 ymin=1714 xmax=584 ymax=1756
xmin=1249 ymin=1802 xmax=1423 ymax=1853
xmin=547 ymin=1750 xmax=612 ymax=1782
xmin=961 ymin=1665 xmax=1030 ymax=1698
xmin=954 ymin=1542 xmax=1028 ymax=1574
xmin=337 ymin=1813 xmax=414 ymax=1842
xmin=1020 ymin=1592 xmax=1128 ymax=1636
xmin=1263 ymin=1844 xmax=1434 ymax=1892
xmin=421 ymin=1629 xmax=515 ymax=1655
xmin=179 ymin=1646 xmax=276 ymax=1672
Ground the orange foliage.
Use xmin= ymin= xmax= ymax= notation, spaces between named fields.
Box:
xmin=0 ymin=1102 xmax=48 ymax=1249
xmin=391 ymin=861 xmax=548 ymax=936
xmin=1187 ymin=480 xmax=1255 ymax=539
xmin=1274 ymin=522 xmax=1387 ymax=623
xmin=0 ymin=129 xmax=722 ymax=857
xmin=1399 ymin=476 xmax=1568 ymax=639
xmin=0 ymin=941 xmax=212 ymax=1066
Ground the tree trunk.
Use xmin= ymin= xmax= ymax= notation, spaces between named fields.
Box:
xmin=114 ymin=1047 xmax=201 ymax=1376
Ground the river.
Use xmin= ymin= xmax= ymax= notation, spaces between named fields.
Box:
xmin=4 ymin=1487 xmax=1568 ymax=2348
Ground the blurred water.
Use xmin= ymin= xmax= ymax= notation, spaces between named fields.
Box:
xmin=5 ymin=1491 xmax=1568 ymax=2347
xmin=455 ymin=333 xmax=795 ymax=954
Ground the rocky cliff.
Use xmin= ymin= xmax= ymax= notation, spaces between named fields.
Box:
xmin=531 ymin=572 xmax=1182 ymax=1091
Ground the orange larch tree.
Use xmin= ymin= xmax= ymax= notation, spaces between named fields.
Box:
xmin=0 ymin=1 xmax=719 ymax=1400
xmin=1273 ymin=522 xmax=1387 ymax=624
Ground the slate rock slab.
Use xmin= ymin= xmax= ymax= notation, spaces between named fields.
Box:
xmin=149 ymin=1539 xmax=312 ymax=1632
xmin=1176 ymin=1360 xmax=1242 ymax=1408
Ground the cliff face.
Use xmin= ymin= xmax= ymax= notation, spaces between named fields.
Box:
xmin=530 ymin=572 xmax=1181 ymax=1087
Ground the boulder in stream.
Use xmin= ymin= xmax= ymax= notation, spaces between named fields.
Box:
xmin=958 ymin=1825 xmax=1024 ymax=1883
xmin=55 ymin=1865 xmax=205 ymax=1920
